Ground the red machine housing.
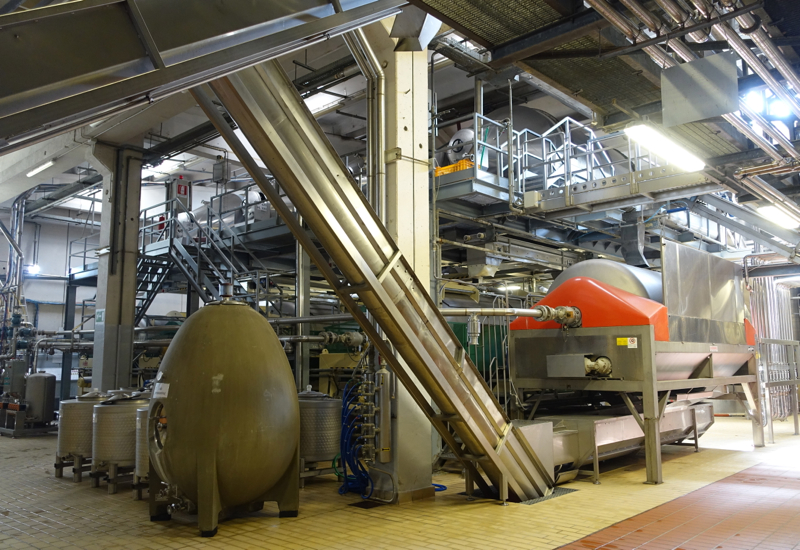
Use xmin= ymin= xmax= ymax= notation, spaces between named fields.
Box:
xmin=510 ymin=276 xmax=670 ymax=341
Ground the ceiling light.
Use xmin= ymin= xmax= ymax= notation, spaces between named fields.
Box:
xmin=757 ymin=205 xmax=800 ymax=229
xmin=26 ymin=160 xmax=54 ymax=178
xmin=624 ymin=125 xmax=705 ymax=172
xmin=744 ymin=91 xmax=764 ymax=114
xmin=25 ymin=264 xmax=41 ymax=275
xmin=769 ymin=99 xmax=791 ymax=118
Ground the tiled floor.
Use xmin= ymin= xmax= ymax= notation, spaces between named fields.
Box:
xmin=0 ymin=417 xmax=798 ymax=550
xmin=561 ymin=462 xmax=800 ymax=550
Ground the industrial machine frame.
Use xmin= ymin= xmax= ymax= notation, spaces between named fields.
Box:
xmin=511 ymin=324 xmax=762 ymax=484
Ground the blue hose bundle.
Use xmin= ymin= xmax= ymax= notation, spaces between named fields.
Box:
xmin=339 ymin=381 xmax=373 ymax=499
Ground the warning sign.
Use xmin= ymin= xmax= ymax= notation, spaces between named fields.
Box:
xmin=617 ymin=337 xmax=638 ymax=348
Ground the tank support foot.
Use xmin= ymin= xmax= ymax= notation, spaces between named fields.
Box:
xmin=261 ymin=443 xmax=300 ymax=518
xmin=197 ymin=453 xmax=221 ymax=537
xmin=55 ymin=456 xmax=64 ymax=478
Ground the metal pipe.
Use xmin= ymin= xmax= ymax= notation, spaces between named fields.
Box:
xmin=267 ymin=313 xmax=353 ymax=325
xmin=739 ymin=103 xmax=800 ymax=160
xmin=440 ymin=305 xmax=581 ymax=326
xmin=687 ymin=0 xmax=800 ymax=119
xmin=334 ymin=0 xmax=386 ymax=223
xmin=720 ymin=0 xmax=800 ymax=98
xmin=653 ymin=0 xmax=710 ymax=43
xmin=0 ymin=219 xmax=23 ymax=261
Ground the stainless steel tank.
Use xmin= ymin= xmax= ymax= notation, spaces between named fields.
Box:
xmin=148 ymin=299 xmax=300 ymax=536
xmin=92 ymin=396 xmax=150 ymax=468
xmin=57 ymin=392 xmax=107 ymax=459
xmin=548 ymin=259 xmax=663 ymax=303
xmin=298 ymin=387 xmax=342 ymax=463
xmin=135 ymin=407 xmax=149 ymax=479
xmin=25 ymin=372 xmax=56 ymax=422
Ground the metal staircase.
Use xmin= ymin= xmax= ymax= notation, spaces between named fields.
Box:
xmin=194 ymin=60 xmax=554 ymax=501
xmin=139 ymin=199 xmax=270 ymax=310
xmin=134 ymin=256 xmax=173 ymax=325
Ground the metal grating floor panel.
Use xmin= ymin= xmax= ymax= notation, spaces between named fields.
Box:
xmin=417 ymin=0 xmax=562 ymax=45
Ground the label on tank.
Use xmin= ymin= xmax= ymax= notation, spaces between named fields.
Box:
xmin=153 ymin=383 xmax=170 ymax=398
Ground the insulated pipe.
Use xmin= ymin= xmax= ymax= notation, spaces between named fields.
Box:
xmin=333 ymin=0 xmax=386 ymax=224
xmin=588 ymin=0 xmax=795 ymax=172
xmin=720 ymin=0 xmax=800 ymax=98
xmin=687 ymin=0 xmax=800 ymax=119
xmin=653 ymin=0 xmax=711 ymax=43
xmin=739 ymin=104 xmax=800 ymax=160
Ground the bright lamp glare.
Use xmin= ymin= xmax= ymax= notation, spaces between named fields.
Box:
xmin=498 ymin=284 xmax=521 ymax=291
xmin=26 ymin=264 xmax=41 ymax=275
xmin=769 ymin=99 xmax=791 ymax=118
xmin=26 ymin=160 xmax=54 ymax=178
xmin=624 ymin=125 xmax=705 ymax=172
xmin=141 ymin=159 xmax=182 ymax=179
xmin=757 ymin=205 xmax=800 ymax=229
xmin=745 ymin=91 xmax=764 ymax=113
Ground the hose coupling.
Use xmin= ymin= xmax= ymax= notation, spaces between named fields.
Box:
xmin=534 ymin=305 xmax=582 ymax=327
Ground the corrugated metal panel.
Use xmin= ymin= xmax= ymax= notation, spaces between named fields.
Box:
xmin=418 ymin=0 xmax=562 ymax=45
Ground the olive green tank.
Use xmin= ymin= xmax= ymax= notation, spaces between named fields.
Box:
xmin=147 ymin=300 xmax=300 ymax=537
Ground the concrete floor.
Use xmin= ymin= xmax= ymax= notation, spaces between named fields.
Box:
xmin=0 ymin=416 xmax=798 ymax=550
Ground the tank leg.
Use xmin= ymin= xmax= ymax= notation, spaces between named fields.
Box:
xmin=107 ymin=463 xmax=118 ymax=495
xmin=55 ymin=456 xmax=63 ymax=478
xmin=73 ymin=455 xmax=83 ymax=483
xmin=197 ymin=453 xmax=221 ymax=537
xmin=262 ymin=444 xmax=300 ymax=518
xmin=90 ymin=461 xmax=100 ymax=489
xmin=148 ymin=461 xmax=171 ymax=522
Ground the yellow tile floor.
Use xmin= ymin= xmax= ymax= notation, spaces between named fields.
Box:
xmin=1 ymin=417 xmax=799 ymax=550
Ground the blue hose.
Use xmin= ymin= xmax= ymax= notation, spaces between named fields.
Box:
xmin=432 ymin=483 xmax=447 ymax=492
xmin=339 ymin=381 xmax=373 ymax=498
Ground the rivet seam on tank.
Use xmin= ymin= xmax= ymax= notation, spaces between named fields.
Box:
xmin=211 ymin=374 xmax=223 ymax=394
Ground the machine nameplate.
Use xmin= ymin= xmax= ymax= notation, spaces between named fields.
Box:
xmin=616 ymin=337 xmax=637 ymax=348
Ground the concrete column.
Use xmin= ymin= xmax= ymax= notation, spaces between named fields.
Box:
xmin=363 ymin=20 xmax=435 ymax=503
xmin=87 ymin=142 xmax=143 ymax=391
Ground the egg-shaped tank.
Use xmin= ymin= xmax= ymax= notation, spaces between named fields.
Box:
xmin=548 ymin=259 xmax=663 ymax=303
xmin=148 ymin=299 xmax=300 ymax=537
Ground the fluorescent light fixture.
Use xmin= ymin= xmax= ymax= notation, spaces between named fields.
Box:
xmin=25 ymin=264 xmax=41 ymax=275
xmin=757 ymin=205 xmax=800 ymax=229
xmin=624 ymin=125 xmax=705 ymax=172
xmin=498 ymin=284 xmax=521 ymax=291
xmin=141 ymin=159 xmax=182 ymax=179
xmin=745 ymin=91 xmax=764 ymax=113
xmin=26 ymin=160 xmax=54 ymax=178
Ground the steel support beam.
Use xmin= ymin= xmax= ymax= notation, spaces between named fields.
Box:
xmin=701 ymin=194 xmax=800 ymax=246
xmin=60 ymin=284 xmax=77 ymax=401
xmin=0 ymin=0 xmax=404 ymax=153
xmin=490 ymin=9 xmax=608 ymax=66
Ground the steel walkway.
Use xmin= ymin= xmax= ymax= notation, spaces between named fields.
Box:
xmin=192 ymin=60 xmax=554 ymax=500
